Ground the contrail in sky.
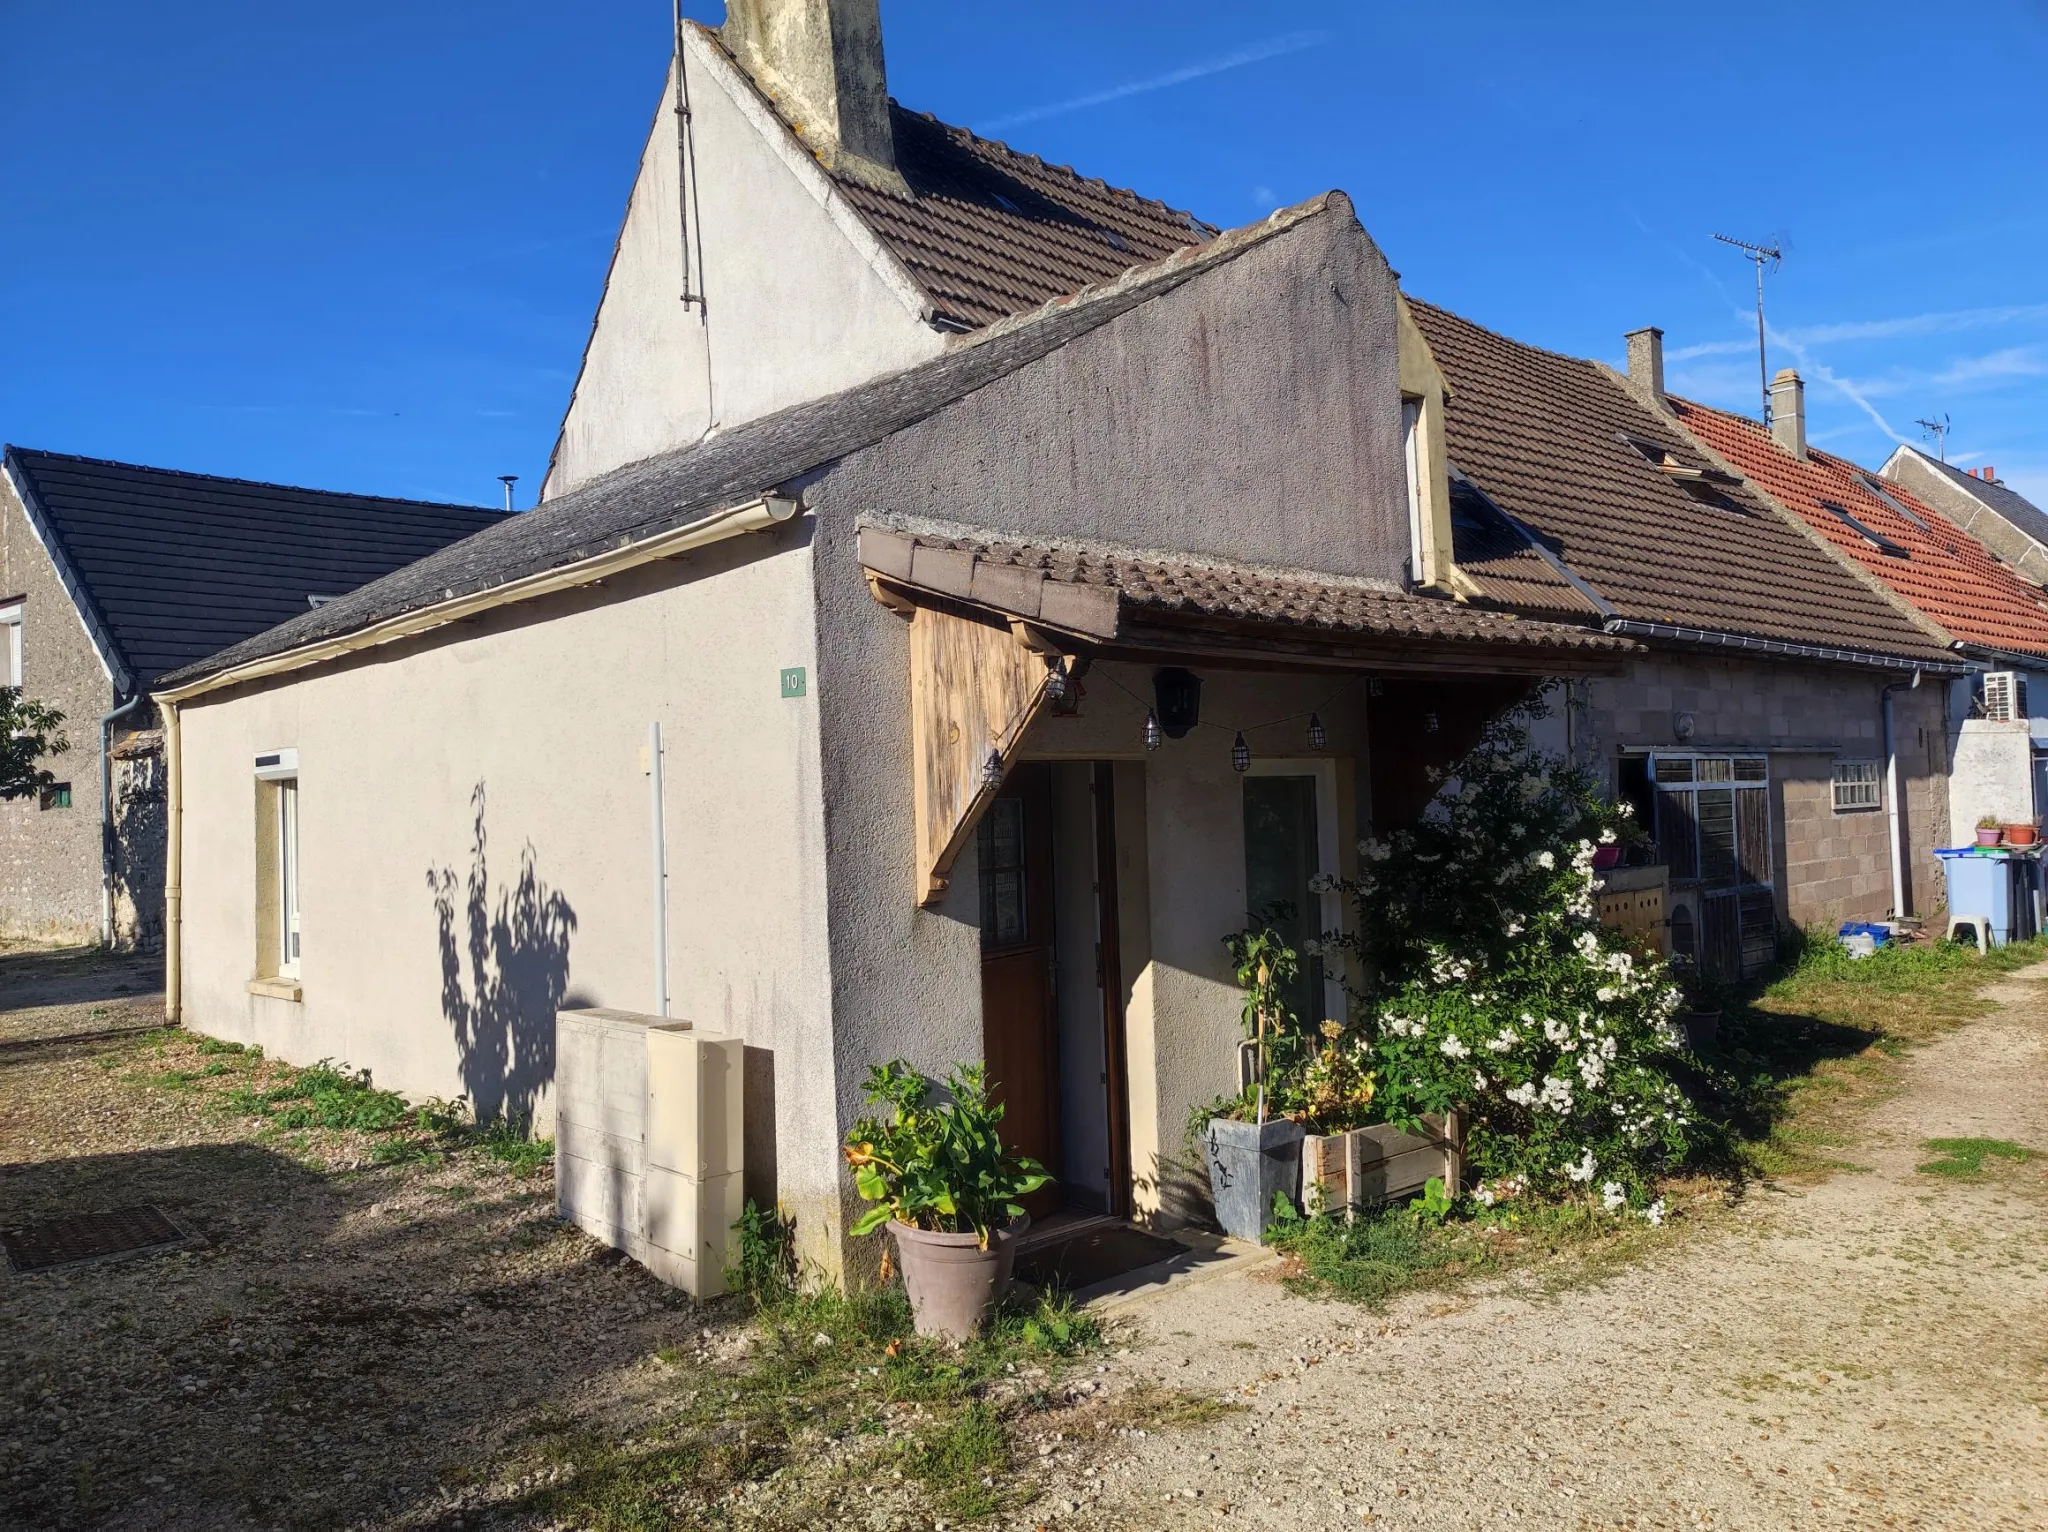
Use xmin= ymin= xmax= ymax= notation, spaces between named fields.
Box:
xmin=980 ymin=31 xmax=1330 ymax=131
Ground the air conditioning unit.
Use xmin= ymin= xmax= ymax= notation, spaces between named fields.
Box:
xmin=1982 ymin=671 xmax=2027 ymax=723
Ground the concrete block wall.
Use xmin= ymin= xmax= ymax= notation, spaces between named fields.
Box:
xmin=1575 ymin=653 xmax=1950 ymax=930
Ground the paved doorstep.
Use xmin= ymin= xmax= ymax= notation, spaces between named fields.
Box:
xmin=1025 ymin=969 xmax=2048 ymax=1532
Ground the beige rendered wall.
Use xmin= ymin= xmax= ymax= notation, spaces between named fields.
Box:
xmin=1576 ymin=653 xmax=1950 ymax=927
xmin=173 ymin=523 xmax=844 ymax=1263
xmin=0 ymin=471 xmax=114 ymax=945
xmin=543 ymin=29 xmax=943 ymax=499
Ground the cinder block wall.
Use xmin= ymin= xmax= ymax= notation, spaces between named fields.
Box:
xmin=1576 ymin=653 xmax=1949 ymax=930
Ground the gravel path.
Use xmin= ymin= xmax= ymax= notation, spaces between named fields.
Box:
xmin=1026 ymin=967 xmax=2048 ymax=1531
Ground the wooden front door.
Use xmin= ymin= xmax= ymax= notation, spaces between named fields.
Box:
xmin=978 ymin=762 xmax=1061 ymax=1213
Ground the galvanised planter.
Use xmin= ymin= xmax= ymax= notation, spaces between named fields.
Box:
xmin=1203 ymin=1116 xmax=1305 ymax=1244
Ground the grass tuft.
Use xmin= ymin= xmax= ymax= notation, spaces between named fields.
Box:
xmin=1916 ymin=1136 xmax=2036 ymax=1179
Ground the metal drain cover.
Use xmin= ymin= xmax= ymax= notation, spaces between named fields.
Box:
xmin=2 ymin=1206 xmax=191 ymax=1274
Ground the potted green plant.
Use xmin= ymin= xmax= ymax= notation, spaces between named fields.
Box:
xmin=843 ymin=1060 xmax=1048 ymax=1342
xmin=1977 ymin=814 xmax=2005 ymax=848
xmin=1201 ymin=917 xmax=1310 ymax=1244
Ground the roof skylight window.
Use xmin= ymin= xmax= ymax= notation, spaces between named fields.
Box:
xmin=1820 ymin=499 xmax=1909 ymax=558
xmin=1854 ymin=471 xmax=1934 ymax=532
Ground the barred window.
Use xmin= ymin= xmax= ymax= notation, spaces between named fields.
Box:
xmin=1832 ymin=760 xmax=1881 ymax=813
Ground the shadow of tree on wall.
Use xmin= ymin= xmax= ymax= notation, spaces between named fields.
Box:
xmin=427 ymin=783 xmax=576 ymax=1128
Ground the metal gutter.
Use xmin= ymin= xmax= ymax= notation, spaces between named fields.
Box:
xmin=1600 ymin=618 xmax=1967 ymax=676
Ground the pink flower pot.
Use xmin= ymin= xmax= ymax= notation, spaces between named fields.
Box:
xmin=1591 ymin=845 xmax=1623 ymax=871
xmin=1977 ymin=827 xmax=2004 ymax=847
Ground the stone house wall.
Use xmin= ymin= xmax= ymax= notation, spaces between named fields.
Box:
xmin=0 ymin=471 xmax=114 ymax=946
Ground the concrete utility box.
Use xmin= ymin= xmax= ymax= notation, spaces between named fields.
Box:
xmin=555 ymin=1007 xmax=744 ymax=1297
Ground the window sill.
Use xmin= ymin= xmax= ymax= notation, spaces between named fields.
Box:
xmin=247 ymin=976 xmax=303 ymax=1003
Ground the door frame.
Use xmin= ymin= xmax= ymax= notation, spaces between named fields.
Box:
xmin=1091 ymin=762 xmax=1134 ymax=1219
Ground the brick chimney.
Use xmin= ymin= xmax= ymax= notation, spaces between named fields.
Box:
xmin=723 ymin=0 xmax=906 ymax=193
xmin=1769 ymin=368 xmax=1806 ymax=460
xmin=1624 ymin=327 xmax=1667 ymax=410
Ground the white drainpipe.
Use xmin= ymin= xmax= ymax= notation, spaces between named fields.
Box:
xmin=1882 ymin=669 xmax=1923 ymax=919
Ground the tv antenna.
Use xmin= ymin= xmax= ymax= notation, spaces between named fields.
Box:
xmin=1914 ymin=413 xmax=1952 ymax=462
xmin=1713 ymin=233 xmax=1784 ymax=424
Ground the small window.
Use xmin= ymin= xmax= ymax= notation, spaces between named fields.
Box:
xmin=1832 ymin=761 xmax=1882 ymax=813
xmin=254 ymin=751 xmax=301 ymax=981
xmin=1402 ymin=396 xmax=1425 ymax=581
xmin=1821 ymin=499 xmax=1909 ymax=558
xmin=0 ymin=601 xmax=20 ymax=688
xmin=39 ymin=782 xmax=70 ymax=811
xmin=977 ymin=798 xmax=1028 ymax=949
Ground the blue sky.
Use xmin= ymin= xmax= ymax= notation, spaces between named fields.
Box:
xmin=4 ymin=2 xmax=2045 ymax=508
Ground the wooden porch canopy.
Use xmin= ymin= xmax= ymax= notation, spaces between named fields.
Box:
xmin=857 ymin=523 xmax=1637 ymax=904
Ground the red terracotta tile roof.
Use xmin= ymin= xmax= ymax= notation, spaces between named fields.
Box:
xmin=832 ymin=108 xmax=1218 ymax=331
xmin=1673 ymin=398 xmax=2048 ymax=663
xmin=1408 ymin=301 xmax=1955 ymax=666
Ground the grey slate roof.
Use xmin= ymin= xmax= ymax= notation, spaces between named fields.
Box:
xmin=160 ymin=199 xmax=1342 ymax=691
xmin=3 ymin=447 xmax=507 ymax=693
xmin=1889 ymin=446 xmax=2048 ymax=551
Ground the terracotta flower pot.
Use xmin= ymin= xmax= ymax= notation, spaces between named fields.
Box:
xmin=888 ymin=1215 xmax=1027 ymax=1343
xmin=1977 ymin=826 xmax=2005 ymax=847
xmin=2005 ymin=824 xmax=2039 ymax=847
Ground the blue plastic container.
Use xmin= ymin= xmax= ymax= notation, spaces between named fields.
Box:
xmin=1933 ymin=847 xmax=2042 ymax=947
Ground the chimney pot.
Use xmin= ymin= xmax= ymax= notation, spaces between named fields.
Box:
xmin=1624 ymin=327 xmax=1667 ymax=411
xmin=1985 ymin=465 xmax=1997 ymax=483
xmin=1769 ymin=367 xmax=1806 ymax=461
xmin=723 ymin=0 xmax=904 ymax=193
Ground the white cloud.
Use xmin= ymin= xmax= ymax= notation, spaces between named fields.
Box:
xmin=980 ymin=31 xmax=1331 ymax=131
xmin=1665 ymin=338 xmax=1754 ymax=362
xmin=1932 ymin=346 xmax=2048 ymax=388
xmin=1784 ymin=303 xmax=2048 ymax=347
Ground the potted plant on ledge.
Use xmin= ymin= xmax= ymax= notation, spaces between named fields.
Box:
xmin=1977 ymin=815 xmax=2005 ymax=847
xmin=844 ymin=1060 xmax=1048 ymax=1342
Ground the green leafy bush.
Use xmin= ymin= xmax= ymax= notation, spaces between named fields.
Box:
xmin=843 ymin=1061 xmax=1049 ymax=1248
xmin=1329 ymin=701 xmax=1709 ymax=1211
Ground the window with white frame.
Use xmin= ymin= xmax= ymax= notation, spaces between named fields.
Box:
xmin=1832 ymin=760 xmax=1882 ymax=813
xmin=278 ymin=780 xmax=301 ymax=977
xmin=254 ymin=749 xmax=300 ymax=983
xmin=0 ymin=601 xmax=21 ymax=688
xmin=1402 ymin=396 xmax=1425 ymax=583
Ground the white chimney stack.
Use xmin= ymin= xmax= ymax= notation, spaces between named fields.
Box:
xmin=1769 ymin=368 xmax=1806 ymax=460
xmin=723 ymin=0 xmax=905 ymax=194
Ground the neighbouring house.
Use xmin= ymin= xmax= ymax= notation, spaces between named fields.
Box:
xmin=0 ymin=448 xmax=505 ymax=949
xmin=153 ymin=195 xmax=1636 ymax=1280
xmin=1406 ymin=308 xmax=1967 ymax=978
xmin=542 ymin=0 xmax=1215 ymax=500
xmin=1880 ymin=446 xmax=2048 ymax=590
xmin=1670 ymin=376 xmax=2048 ymax=856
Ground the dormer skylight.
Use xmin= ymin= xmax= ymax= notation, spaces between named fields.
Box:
xmin=1619 ymin=434 xmax=1748 ymax=513
xmin=1821 ymin=499 xmax=1909 ymax=558
xmin=1854 ymin=470 xmax=1934 ymax=532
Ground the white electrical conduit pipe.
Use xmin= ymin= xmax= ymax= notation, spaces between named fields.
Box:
xmin=1881 ymin=669 xmax=1923 ymax=921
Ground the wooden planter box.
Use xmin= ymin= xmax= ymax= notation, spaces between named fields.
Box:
xmin=1300 ymin=1109 xmax=1465 ymax=1218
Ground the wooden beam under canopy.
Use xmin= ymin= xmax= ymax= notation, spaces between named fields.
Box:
xmin=910 ymin=605 xmax=1063 ymax=906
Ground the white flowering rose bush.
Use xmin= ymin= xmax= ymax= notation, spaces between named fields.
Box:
xmin=1334 ymin=701 xmax=1717 ymax=1207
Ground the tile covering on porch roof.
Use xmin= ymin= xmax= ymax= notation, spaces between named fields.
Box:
xmin=857 ymin=522 xmax=1636 ymax=670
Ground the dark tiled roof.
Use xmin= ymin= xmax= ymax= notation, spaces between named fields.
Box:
xmin=859 ymin=522 xmax=1632 ymax=658
xmin=1447 ymin=477 xmax=1608 ymax=620
xmin=1892 ymin=447 xmax=2048 ymax=552
xmin=1677 ymin=402 xmax=2048 ymax=662
xmin=1407 ymin=301 xmax=1955 ymax=666
xmin=832 ymin=107 xmax=1218 ymax=330
xmin=163 ymin=203 xmax=1335 ymax=689
xmin=4 ymin=448 xmax=507 ymax=691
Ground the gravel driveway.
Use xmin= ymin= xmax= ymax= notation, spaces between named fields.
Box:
xmin=1021 ymin=966 xmax=2048 ymax=1530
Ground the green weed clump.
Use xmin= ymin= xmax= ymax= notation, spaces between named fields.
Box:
xmin=227 ymin=1060 xmax=411 ymax=1131
xmin=1917 ymin=1137 xmax=2036 ymax=1179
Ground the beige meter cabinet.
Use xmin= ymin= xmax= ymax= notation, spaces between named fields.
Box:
xmin=555 ymin=1007 xmax=745 ymax=1296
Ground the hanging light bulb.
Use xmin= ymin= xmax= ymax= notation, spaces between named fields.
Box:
xmin=1143 ymin=709 xmax=1163 ymax=751
xmin=981 ymin=749 xmax=1004 ymax=790
xmin=1306 ymin=712 xmax=1327 ymax=750
xmin=1231 ymin=732 xmax=1251 ymax=773
xmin=1044 ymin=657 xmax=1068 ymax=704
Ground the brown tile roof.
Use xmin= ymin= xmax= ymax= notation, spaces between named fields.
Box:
xmin=1677 ymin=399 xmax=2048 ymax=662
xmin=832 ymin=108 xmax=1218 ymax=330
xmin=1448 ymin=477 xmax=1608 ymax=620
xmin=858 ymin=522 xmax=1634 ymax=663
xmin=1408 ymin=301 xmax=1956 ymax=666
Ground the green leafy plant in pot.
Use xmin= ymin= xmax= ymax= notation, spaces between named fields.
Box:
xmin=843 ymin=1060 xmax=1049 ymax=1341
xmin=1198 ymin=914 xmax=1314 ymax=1245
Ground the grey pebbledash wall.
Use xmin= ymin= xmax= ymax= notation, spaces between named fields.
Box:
xmin=1569 ymin=651 xmax=1950 ymax=928
xmin=0 ymin=473 xmax=115 ymax=945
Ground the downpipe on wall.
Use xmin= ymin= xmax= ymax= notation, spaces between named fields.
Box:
xmin=162 ymin=700 xmax=182 ymax=1024
xmin=98 ymin=693 xmax=144 ymax=946
xmin=1882 ymin=669 xmax=1923 ymax=920
xmin=650 ymin=719 xmax=669 ymax=1017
